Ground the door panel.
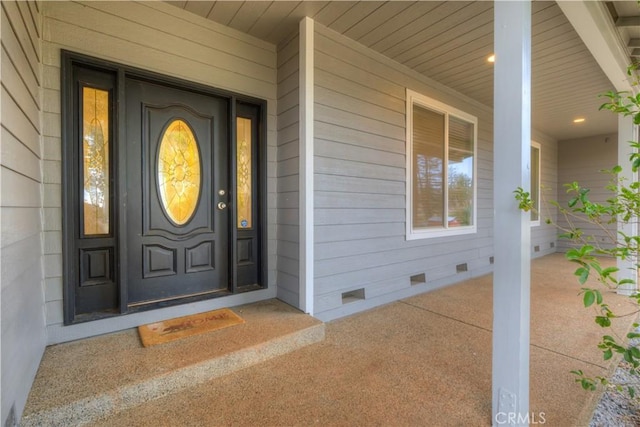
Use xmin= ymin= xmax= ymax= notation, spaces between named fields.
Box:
xmin=126 ymin=79 xmax=229 ymax=305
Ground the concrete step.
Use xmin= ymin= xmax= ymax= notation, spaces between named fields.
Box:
xmin=21 ymin=299 xmax=324 ymax=426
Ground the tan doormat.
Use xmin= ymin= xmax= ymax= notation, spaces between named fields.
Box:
xmin=138 ymin=308 xmax=245 ymax=347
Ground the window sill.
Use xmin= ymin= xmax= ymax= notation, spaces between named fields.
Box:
xmin=406 ymin=226 xmax=477 ymax=240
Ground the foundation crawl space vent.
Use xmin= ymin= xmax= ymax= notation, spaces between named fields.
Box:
xmin=342 ymin=288 xmax=365 ymax=304
xmin=410 ymin=273 xmax=426 ymax=286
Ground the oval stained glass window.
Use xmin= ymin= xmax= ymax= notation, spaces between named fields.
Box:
xmin=157 ymin=119 xmax=201 ymax=225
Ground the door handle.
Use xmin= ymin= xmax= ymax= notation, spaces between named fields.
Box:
xmin=217 ymin=202 xmax=227 ymax=210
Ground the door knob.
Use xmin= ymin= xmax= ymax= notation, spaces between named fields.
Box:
xmin=217 ymin=202 xmax=227 ymax=210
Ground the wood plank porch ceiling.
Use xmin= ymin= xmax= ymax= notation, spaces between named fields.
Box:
xmin=167 ymin=1 xmax=618 ymax=141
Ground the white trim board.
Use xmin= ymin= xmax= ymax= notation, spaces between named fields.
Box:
xmin=557 ymin=1 xmax=634 ymax=93
xmin=299 ymin=17 xmax=314 ymax=315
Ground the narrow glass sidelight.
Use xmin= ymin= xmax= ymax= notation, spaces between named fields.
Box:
xmin=237 ymin=117 xmax=252 ymax=229
xmin=66 ymin=57 xmax=119 ymax=322
xmin=157 ymin=119 xmax=201 ymax=226
xmin=82 ymin=87 xmax=110 ymax=236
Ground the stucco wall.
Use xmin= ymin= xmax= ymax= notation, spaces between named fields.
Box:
xmin=1 ymin=1 xmax=47 ymax=424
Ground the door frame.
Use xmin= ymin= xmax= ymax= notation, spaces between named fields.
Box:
xmin=61 ymin=51 xmax=268 ymax=324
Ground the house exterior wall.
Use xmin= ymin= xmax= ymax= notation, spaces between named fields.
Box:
xmin=4 ymin=0 xmax=564 ymax=346
xmin=276 ymin=32 xmax=300 ymax=308
xmin=532 ymin=132 xmax=559 ymax=258
xmin=557 ymin=133 xmax=618 ymax=251
xmin=1 ymin=1 xmax=47 ymax=424
xmin=312 ymin=23 xmax=492 ymax=320
xmin=41 ymin=1 xmax=280 ymax=344
xmin=311 ymin=23 xmax=558 ymax=321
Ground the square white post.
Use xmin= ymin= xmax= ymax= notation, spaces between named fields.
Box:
xmin=492 ymin=1 xmax=532 ymax=426
xmin=617 ymin=114 xmax=638 ymax=295
xmin=299 ymin=17 xmax=315 ymax=314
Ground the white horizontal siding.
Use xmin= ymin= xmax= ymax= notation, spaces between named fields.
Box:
xmin=1 ymin=1 xmax=46 ymax=425
xmin=41 ymin=0 xmax=278 ymax=343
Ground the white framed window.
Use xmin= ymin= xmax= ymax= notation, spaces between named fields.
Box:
xmin=406 ymin=89 xmax=477 ymax=240
xmin=530 ymin=141 xmax=541 ymax=226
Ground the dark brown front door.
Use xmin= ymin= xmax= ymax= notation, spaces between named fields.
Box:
xmin=125 ymin=78 xmax=229 ymax=306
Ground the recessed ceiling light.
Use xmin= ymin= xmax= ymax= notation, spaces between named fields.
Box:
xmin=487 ymin=54 xmax=495 ymax=63
xmin=573 ymin=118 xmax=585 ymax=123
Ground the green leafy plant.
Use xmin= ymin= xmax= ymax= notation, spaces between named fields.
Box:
xmin=514 ymin=187 xmax=533 ymax=212
xmin=517 ymin=67 xmax=640 ymax=398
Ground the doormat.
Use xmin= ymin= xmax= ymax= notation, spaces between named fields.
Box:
xmin=138 ymin=308 xmax=244 ymax=347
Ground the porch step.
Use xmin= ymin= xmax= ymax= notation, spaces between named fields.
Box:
xmin=21 ymin=299 xmax=324 ymax=426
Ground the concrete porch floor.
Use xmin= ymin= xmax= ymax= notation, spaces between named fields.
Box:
xmin=23 ymin=254 xmax=638 ymax=426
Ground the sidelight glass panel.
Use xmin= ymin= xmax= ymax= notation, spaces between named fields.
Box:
xmin=237 ymin=117 xmax=252 ymax=229
xmin=412 ymin=105 xmax=445 ymax=229
xmin=82 ymin=87 xmax=110 ymax=235
xmin=157 ymin=119 xmax=201 ymax=226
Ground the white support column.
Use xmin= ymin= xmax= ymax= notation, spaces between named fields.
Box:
xmin=299 ymin=17 xmax=314 ymax=315
xmin=617 ymin=114 xmax=638 ymax=295
xmin=492 ymin=2 xmax=532 ymax=426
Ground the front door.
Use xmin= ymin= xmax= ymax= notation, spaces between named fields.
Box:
xmin=125 ymin=78 xmax=229 ymax=306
